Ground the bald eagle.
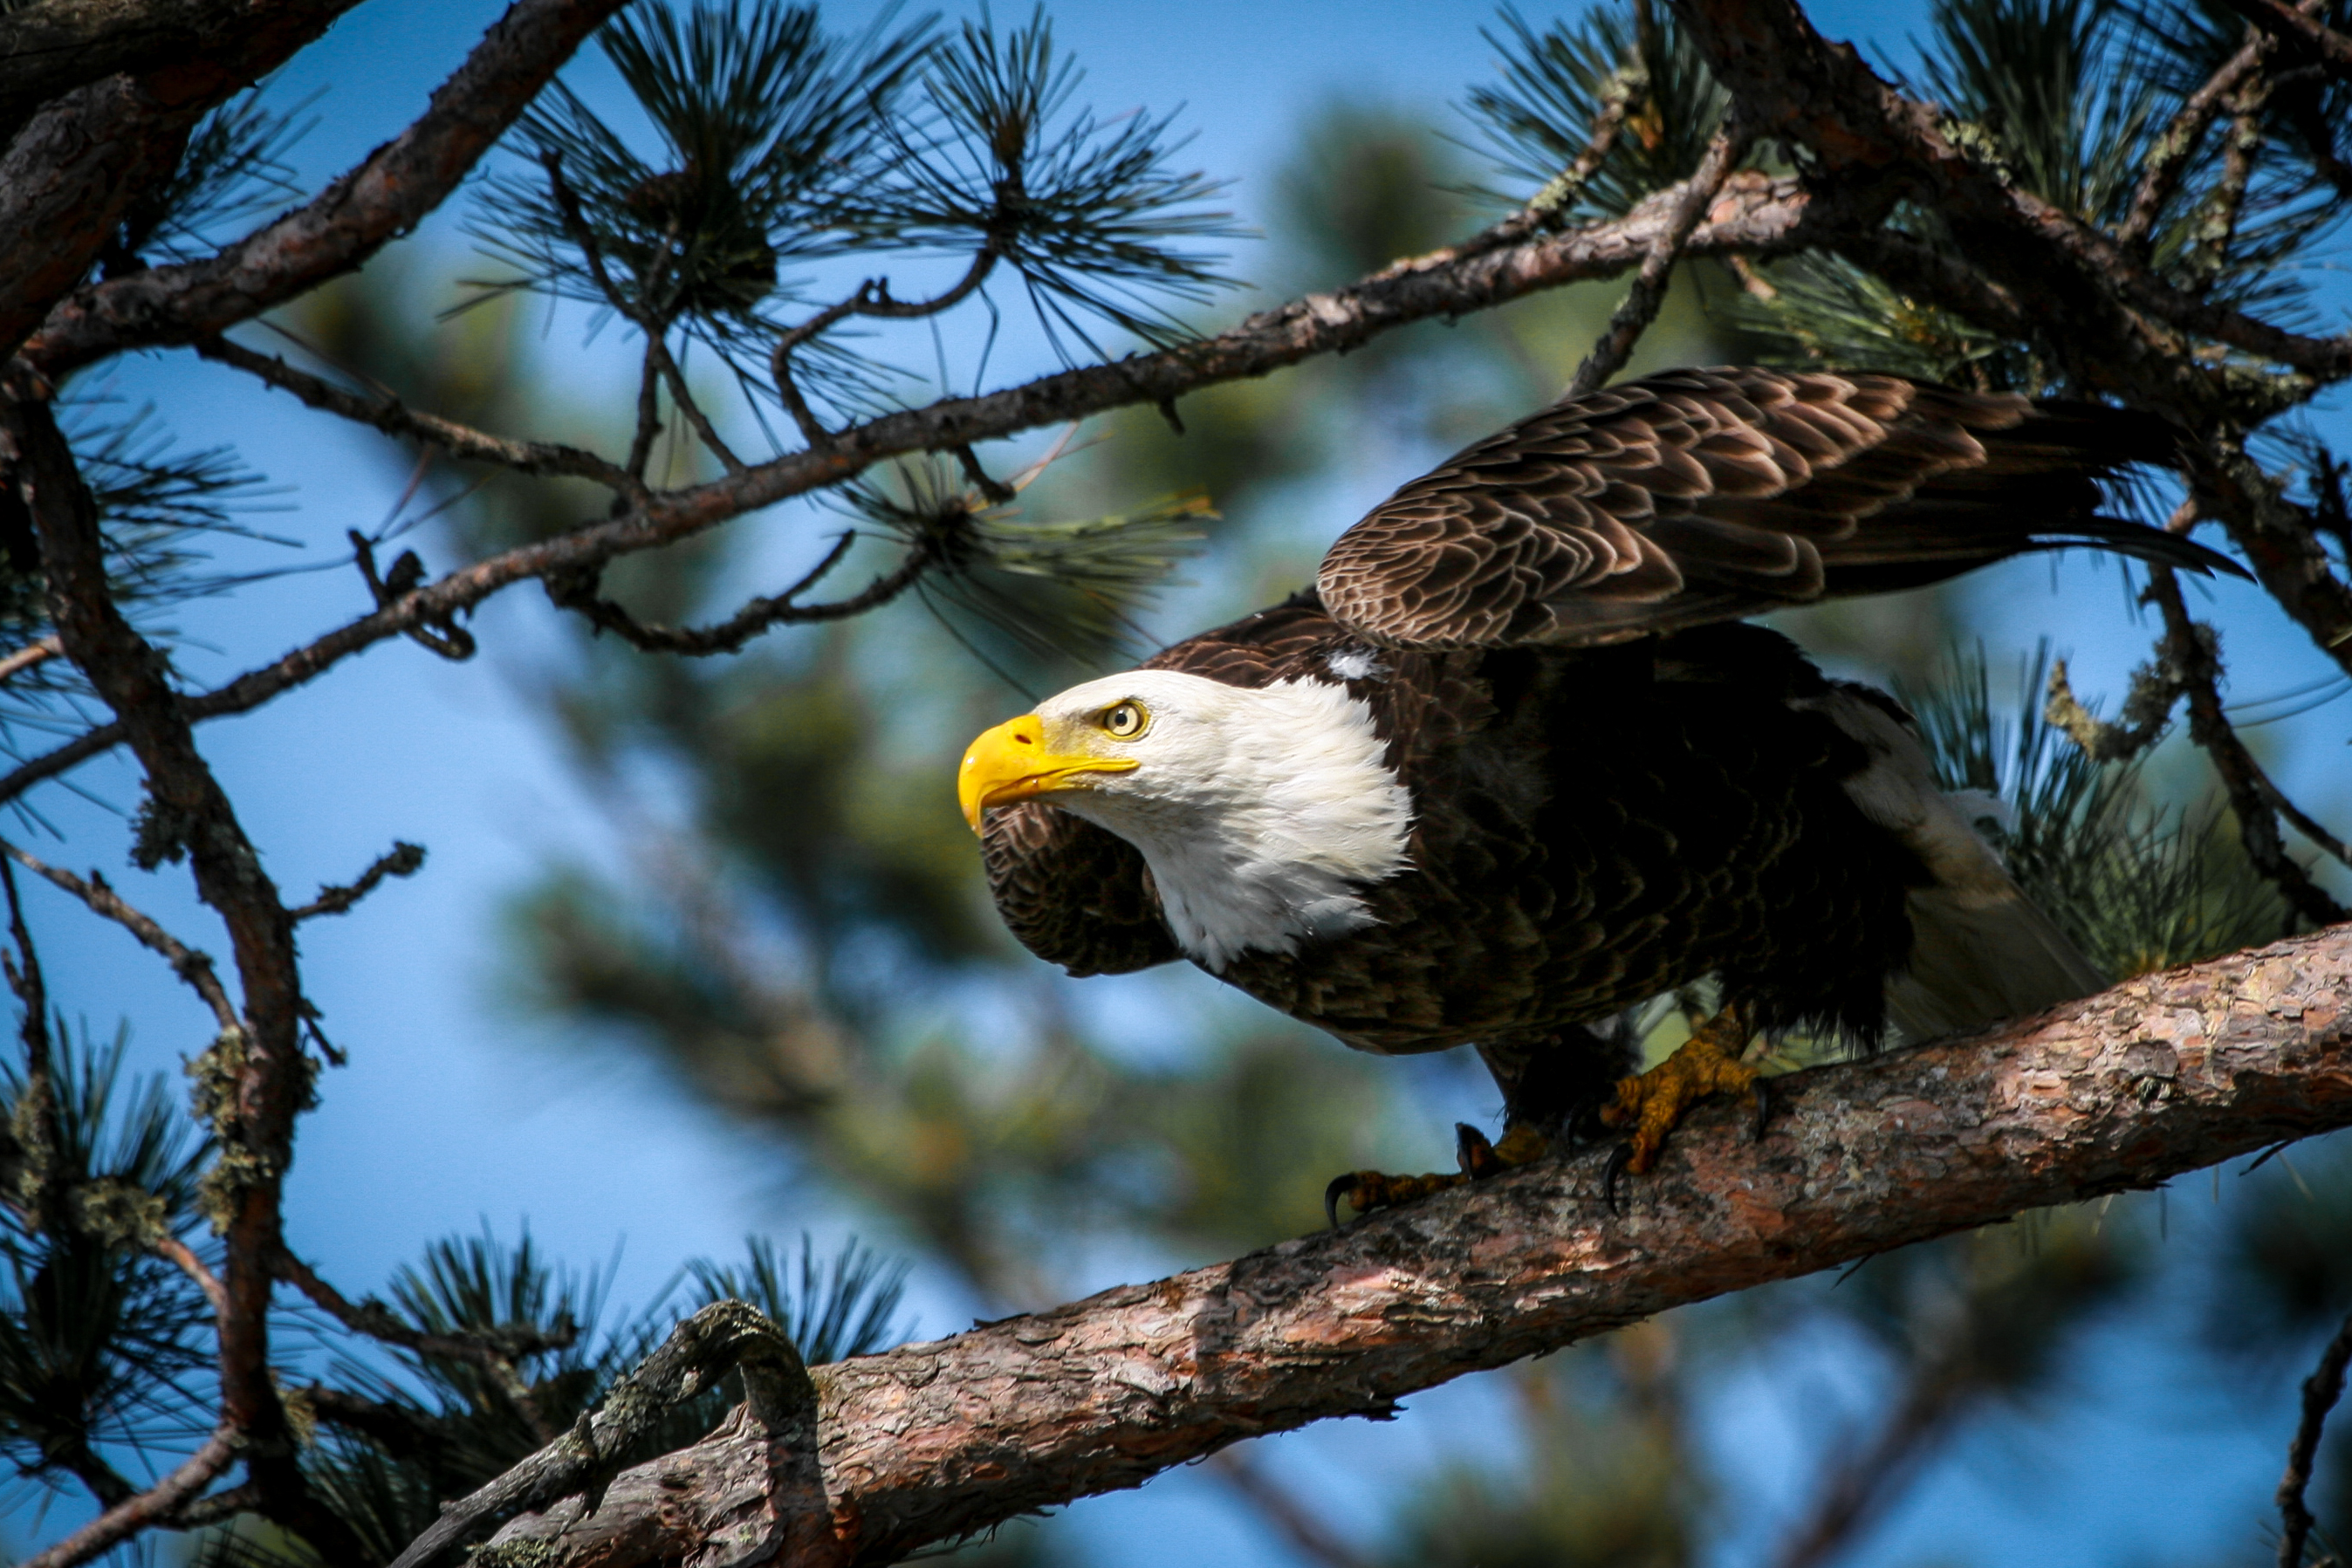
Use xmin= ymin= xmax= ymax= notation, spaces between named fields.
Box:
xmin=957 ymin=367 xmax=2238 ymax=1216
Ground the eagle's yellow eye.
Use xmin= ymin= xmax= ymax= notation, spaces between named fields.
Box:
xmin=1101 ymin=702 xmax=1148 ymax=738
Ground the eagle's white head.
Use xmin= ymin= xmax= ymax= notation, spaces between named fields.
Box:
xmin=958 ymin=668 xmax=1414 ymax=969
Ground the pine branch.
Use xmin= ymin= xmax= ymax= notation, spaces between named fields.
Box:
xmin=194 ymin=335 xmax=641 ymax=490
xmin=20 ymin=1425 xmax=240 ymax=1568
xmin=1567 ymin=119 xmax=1748 ymax=397
xmin=2222 ymin=0 xmax=2352 ymax=79
xmin=545 ymin=532 xmax=937 ymax=654
xmin=0 ymin=168 xmax=1827 ymax=811
xmin=0 ymin=839 xmax=239 ymax=1030
xmin=463 ymin=928 xmax=2352 ymax=1567
xmin=2146 ymin=565 xmax=2350 ymax=927
xmin=0 ymin=388 xmax=362 ymax=1564
xmin=20 ymin=0 xmax=629 ymax=379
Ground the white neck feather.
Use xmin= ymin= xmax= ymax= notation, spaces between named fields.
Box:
xmin=1046 ymin=672 xmax=1414 ymax=970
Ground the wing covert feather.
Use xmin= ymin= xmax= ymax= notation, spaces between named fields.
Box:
xmin=1315 ymin=366 xmax=2222 ymax=649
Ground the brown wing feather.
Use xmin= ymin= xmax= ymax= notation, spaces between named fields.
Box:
xmin=1316 ymin=366 xmax=2231 ymax=649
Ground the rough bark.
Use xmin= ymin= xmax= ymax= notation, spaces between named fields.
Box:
xmin=0 ymin=0 xmax=353 ymax=139
xmin=17 ymin=0 xmax=628 ymax=379
xmin=469 ymin=925 xmax=2352 ymax=1568
xmin=0 ymin=0 xmax=360 ymax=359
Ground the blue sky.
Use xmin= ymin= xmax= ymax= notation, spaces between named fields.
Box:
xmin=24 ymin=0 xmax=2352 ymax=1564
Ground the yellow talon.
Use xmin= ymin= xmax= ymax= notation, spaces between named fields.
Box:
xmin=1598 ymin=1003 xmax=1763 ymax=1174
xmin=1326 ymin=1121 xmax=1560 ymax=1225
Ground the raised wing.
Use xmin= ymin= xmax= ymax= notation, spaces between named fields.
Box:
xmin=1316 ymin=366 xmax=2239 ymax=649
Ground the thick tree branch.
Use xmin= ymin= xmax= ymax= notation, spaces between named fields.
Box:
xmin=0 ymin=0 xmax=346 ymax=134
xmin=18 ymin=0 xmax=627 ymax=379
xmin=469 ymin=927 xmax=2352 ymax=1567
xmin=390 ymin=1301 xmax=823 ymax=1568
xmin=0 ymin=0 xmax=360 ymax=357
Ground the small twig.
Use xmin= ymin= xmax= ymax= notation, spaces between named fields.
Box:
xmin=155 ymin=1235 xmax=230 ymax=1324
xmin=2277 ymin=1308 xmax=2352 ymax=1567
xmin=539 ymin=155 xmax=744 ymax=476
xmin=2122 ymin=24 xmax=2267 ymax=248
xmin=350 ymin=532 xmax=478 ymax=661
xmin=273 ymin=1245 xmax=573 ymax=1436
xmin=162 ymin=1483 xmax=264 ymax=1532
xmin=2183 ymin=70 xmax=2273 ymax=297
xmin=2044 ymin=655 xmax=2183 ymax=763
xmin=548 ymin=534 xmax=935 ymax=656
xmin=0 ymin=635 xmax=61 ymax=683
xmin=0 ymin=840 xmax=240 ymax=1032
xmin=768 ymin=250 xmax=999 ymax=448
xmin=1388 ymin=11 xmax=1652 ymax=276
xmin=952 ymin=445 xmax=1016 ymax=504
xmin=290 ymin=841 xmax=426 ymax=922
xmin=20 ymin=1427 xmax=241 ymax=1568
xmin=195 ymin=335 xmax=639 ymax=492
xmin=1567 ymin=120 xmax=1749 ymax=398
xmin=386 ymin=1301 xmax=816 ymax=1568
xmin=2147 ymin=566 xmax=2350 ymax=925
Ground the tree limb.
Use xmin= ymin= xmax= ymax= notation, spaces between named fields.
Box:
xmin=20 ymin=1426 xmax=240 ymax=1568
xmin=18 ymin=0 xmax=628 ymax=379
xmin=0 ymin=838 xmax=240 ymax=1030
xmin=2221 ymin=0 xmax=2352 ymax=78
xmin=0 ymin=0 xmax=346 ymax=135
xmin=1567 ymin=119 xmax=1749 ymax=397
xmin=468 ymin=926 xmax=2352 ymax=1567
xmin=0 ymin=170 xmax=1827 ymax=809
xmin=2275 ymin=1305 xmax=2352 ymax=1567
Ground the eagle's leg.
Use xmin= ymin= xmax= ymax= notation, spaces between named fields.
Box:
xmin=1597 ymin=1000 xmax=1762 ymax=1174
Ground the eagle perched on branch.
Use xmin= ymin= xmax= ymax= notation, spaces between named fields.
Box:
xmin=957 ymin=367 xmax=2239 ymax=1216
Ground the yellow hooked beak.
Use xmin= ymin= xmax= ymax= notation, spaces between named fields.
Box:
xmin=957 ymin=714 xmax=1138 ymax=832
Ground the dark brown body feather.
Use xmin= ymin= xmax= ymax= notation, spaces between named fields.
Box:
xmin=979 ymin=367 xmax=2234 ymax=1120
xmin=987 ymin=602 xmax=1921 ymax=1055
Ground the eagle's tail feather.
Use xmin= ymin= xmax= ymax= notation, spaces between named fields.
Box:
xmin=1885 ymin=880 xmax=2106 ymax=1042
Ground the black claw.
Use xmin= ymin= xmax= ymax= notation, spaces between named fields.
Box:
xmin=1752 ymin=1075 xmax=1773 ymax=1143
xmin=1602 ymin=1141 xmax=1634 ymax=1215
xmin=1325 ymin=1173 xmax=1356 ymax=1229
xmin=1455 ymin=1123 xmax=1501 ymax=1179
